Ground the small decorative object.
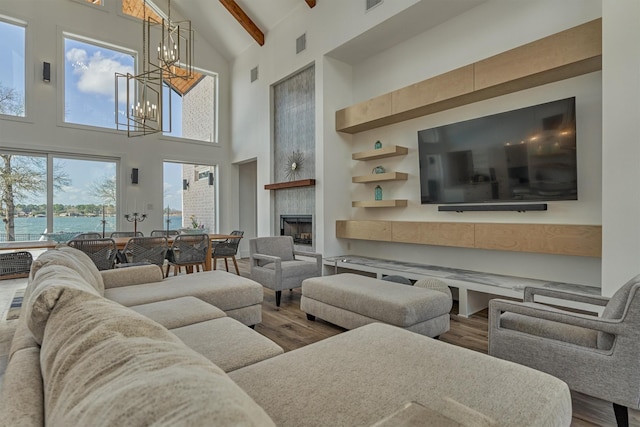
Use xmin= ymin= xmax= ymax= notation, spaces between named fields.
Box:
xmin=124 ymin=211 xmax=147 ymax=234
xmin=372 ymin=165 xmax=385 ymax=174
xmin=375 ymin=185 xmax=383 ymax=201
xmin=374 ymin=140 xmax=382 ymax=149
xmin=285 ymin=150 xmax=304 ymax=181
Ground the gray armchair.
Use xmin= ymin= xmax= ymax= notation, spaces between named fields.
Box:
xmin=488 ymin=275 xmax=640 ymax=427
xmin=249 ymin=236 xmax=322 ymax=307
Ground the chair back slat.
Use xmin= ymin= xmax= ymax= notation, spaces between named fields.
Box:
xmin=122 ymin=236 xmax=168 ymax=267
xmin=68 ymin=238 xmax=118 ymax=270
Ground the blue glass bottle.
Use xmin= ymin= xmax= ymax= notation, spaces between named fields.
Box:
xmin=375 ymin=185 xmax=383 ymax=201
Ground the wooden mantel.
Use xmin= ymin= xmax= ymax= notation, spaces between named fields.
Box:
xmin=264 ymin=179 xmax=316 ymax=190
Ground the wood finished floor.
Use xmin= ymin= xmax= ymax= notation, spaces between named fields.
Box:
xmin=231 ymin=259 xmax=640 ymax=427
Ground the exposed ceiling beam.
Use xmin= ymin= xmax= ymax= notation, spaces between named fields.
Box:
xmin=305 ymin=0 xmax=316 ymax=8
xmin=219 ymin=0 xmax=265 ymax=46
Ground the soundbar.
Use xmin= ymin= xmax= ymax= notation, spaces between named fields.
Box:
xmin=438 ymin=203 xmax=548 ymax=213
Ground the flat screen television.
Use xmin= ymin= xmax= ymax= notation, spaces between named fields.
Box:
xmin=418 ymin=97 xmax=577 ymax=205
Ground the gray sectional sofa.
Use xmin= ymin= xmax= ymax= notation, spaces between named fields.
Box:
xmin=0 ymin=246 xmax=574 ymax=426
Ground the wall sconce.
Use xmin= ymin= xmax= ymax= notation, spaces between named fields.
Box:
xmin=208 ymin=173 xmax=214 ymax=186
xmin=183 ymin=179 xmax=189 ymax=190
xmin=131 ymin=168 xmax=139 ymax=184
xmin=43 ymin=62 xmax=51 ymax=83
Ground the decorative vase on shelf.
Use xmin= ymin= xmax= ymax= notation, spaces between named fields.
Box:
xmin=375 ymin=185 xmax=383 ymax=201
xmin=372 ymin=165 xmax=385 ymax=174
xmin=374 ymin=140 xmax=382 ymax=149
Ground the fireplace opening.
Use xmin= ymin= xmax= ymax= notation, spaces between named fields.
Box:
xmin=280 ymin=215 xmax=312 ymax=246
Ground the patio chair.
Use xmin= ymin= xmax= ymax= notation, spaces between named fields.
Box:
xmin=71 ymin=232 xmax=103 ymax=240
xmin=119 ymin=236 xmax=168 ymax=269
xmin=110 ymin=231 xmax=144 ymax=238
xmin=150 ymin=229 xmax=179 ymax=237
xmin=212 ymin=230 xmax=243 ymax=275
xmin=489 ymin=274 xmax=640 ymax=427
xmin=249 ymin=236 xmax=322 ymax=307
xmin=68 ymin=238 xmax=118 ymax=270
xmin=165 ymin=233 xmax=209 ymax=277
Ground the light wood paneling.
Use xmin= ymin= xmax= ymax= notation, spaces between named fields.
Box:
xmin=474 ymin=19 xmax=602 ymax=90
xmin=392 ymin=221 xmax=475 ymax=247
xmin=352 ymin=200 xmax=408 ymax=208
xmin=474 ymin=223 xmax=601 ymax=257
xmin=336 ymin=220 xmax=392 ymax=241
xmin=335 ymin=19 xmax=602 ymax=134
xmin=352 ymin=172 xmax=408 ymax=183
xmin=392 ymin=65 xmax=474 ymax=114
xmin=336 ymin=220 xmax=602 ymax=257
xmin=352 ymin=145 xmax=408 ymax=161
xmin=335 ymin=93 xmax=392 ymax=133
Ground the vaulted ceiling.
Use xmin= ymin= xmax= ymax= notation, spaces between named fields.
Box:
xmin=169 ymin=0 xmax=486 ymax=62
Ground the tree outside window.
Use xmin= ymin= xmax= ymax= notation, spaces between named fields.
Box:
xmin=0 ymin=19 xmax=26 ymax=117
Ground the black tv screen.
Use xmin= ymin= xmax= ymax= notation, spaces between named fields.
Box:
xmin=418 ymin=97 xmax=577 ymax=205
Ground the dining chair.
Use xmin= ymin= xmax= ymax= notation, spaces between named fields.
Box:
xmin=68 ymin=238 xmax=118 ymax=270
xmin=110 ymin=231 xmax=144 ymax=238
xmin=212 ymin=230 xmax=244 ymax=275
xmin=150 ymin=229 xmax=180 ymax=237
xmin=71 ymin=232 xmax=103 ymax=240
xmin=165 ymin=234 xmax=209 ymax=277
xmin=119 ymin=236 xmax=168 ymax=269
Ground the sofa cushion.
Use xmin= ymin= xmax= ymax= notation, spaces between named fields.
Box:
xmin=36 ymin=285 xmax=275 ymax=427
xmin=26 ymin=264 xmax=101 ymax=344
xmin=170 ymin=317 xmax=284 ymax=372
xmin=29 ymin=246 xmax=104 ymax=295
xmin=130 ymin=296 xmax=227 ymax=329
xmin=0 ymin=347 xmax=44 ymax=427
xmin=100 ymin=264 xmax=164 ymax=289
xmin=253 ymin=237 xmax=294 ymax=266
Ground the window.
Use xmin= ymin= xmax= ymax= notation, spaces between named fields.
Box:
xmin=163 ymin=162 xmax=217 ymax=232
xmin=64 ymin=35 xmax=134 ymax=129
xmin=122 ymin=0 xmax=218 ymax=142
xmin=163 ymin=71 xmax=218 ymax=142
xmin=0 ymin=18 xmax=26 ymax=117
xmin=0 ymin=151 xmax=118 ymax=242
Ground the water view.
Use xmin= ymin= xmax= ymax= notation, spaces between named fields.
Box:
xmin=2 ymin=216 xmax=184 ymax=242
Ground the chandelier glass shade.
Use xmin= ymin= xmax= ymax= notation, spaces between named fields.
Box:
xmin=116 ymin=0 xmax=193 ymax=137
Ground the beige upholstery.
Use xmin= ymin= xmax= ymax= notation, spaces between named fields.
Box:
xmin=230 ymin=323 xmax=572 ymax=427
xmin=301 ymin=273 xmax=451 ymax=337
xmin=104 ymin=270 xmax=264 ymax=326
xmin=171 ymin=317 xmax=284 ymax=372
xmin=34 ymin=286 xmax=275 ymax=427
xmin=129 ymin=296 xmax=227 ymax=329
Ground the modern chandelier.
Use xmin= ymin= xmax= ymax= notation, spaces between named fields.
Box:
xmin=116 ymin=0 xmax=194 ymax=137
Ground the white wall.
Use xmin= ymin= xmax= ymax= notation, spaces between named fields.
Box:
xmin=601 ymin=0 xmax=640 ymax=296
xmin=229 ymin=0 xmax=616 ymax=289
xmin=0 ymin=0 xmax=233 ymax=235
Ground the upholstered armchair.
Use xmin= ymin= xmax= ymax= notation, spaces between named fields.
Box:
xmin=249 ymin=236 xmax=322 ymax=307
xmin=488 ymin=275 xmax=640 ymax=427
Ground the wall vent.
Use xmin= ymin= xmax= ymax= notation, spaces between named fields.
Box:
xmin=366 ymin=0 xmax=383 ymax=11
xmin=250 ymin=66 xmax=258 ymax=83
xmin=296 ymin=33 xmax=306 ymax=54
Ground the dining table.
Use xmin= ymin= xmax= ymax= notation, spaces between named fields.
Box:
xmin=112 ymin=234 xmax=239 ymax=271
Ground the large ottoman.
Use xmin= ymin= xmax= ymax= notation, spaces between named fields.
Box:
xmin=300 ymin=273 xmax=451 ymax=337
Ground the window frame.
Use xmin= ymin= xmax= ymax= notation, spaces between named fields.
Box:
xmin=59 ymin=30 xmax=137 ymax=133
xmin=0 ymin=14 xmax=29 ymax=122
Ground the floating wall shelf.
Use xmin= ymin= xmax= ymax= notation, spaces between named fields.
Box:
xmin=264 ymin=179 xmax=316 ymax=190
xmin=352 ymin=145 xmax=408 ymax=161
xmin=352 ymin=200 xmax=408 ymax=208
xmin=335 ymin=19 xmax=602 ymax=134
xmin=352 ymin=172 xmax=408 ymax=183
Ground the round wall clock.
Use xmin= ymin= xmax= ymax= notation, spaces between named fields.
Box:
xmin=285 ymin=150 xmax=304 ymax=181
